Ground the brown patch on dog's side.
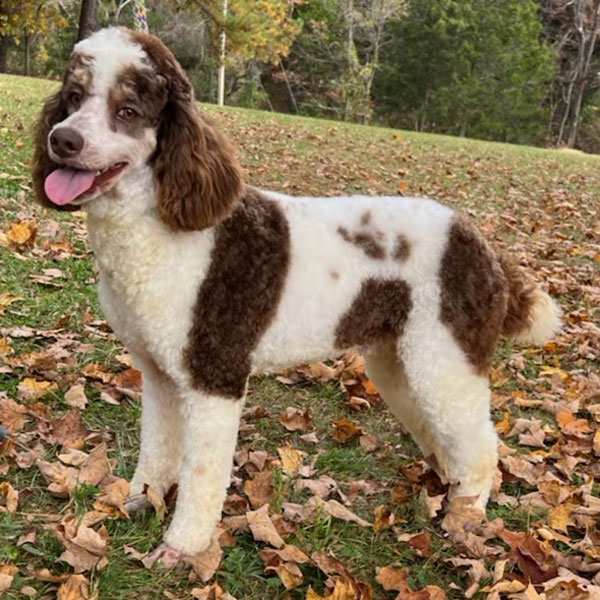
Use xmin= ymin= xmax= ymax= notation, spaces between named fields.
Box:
xmin=331 ymin=271 xmax=340 ymax=280
xmin=337 ymin=226 xmax=385 ymax=260
xmin=360 ymin=210 xmax=372 ymax=226
xmin=335 ymin=279 xmax=412 ymax=348
xmin=184 ymin=189 xmax=290 ymax=398
xmin=498 ymin=255 xmax=538 ymax=338
xmin=392 ymin=233 xmax=411 ymax=262
xmin=439 ymin=216 xmax=508 ymax=375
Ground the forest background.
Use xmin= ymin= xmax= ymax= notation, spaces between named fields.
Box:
xmin=1 ymin=0 xmax=600 ymax=151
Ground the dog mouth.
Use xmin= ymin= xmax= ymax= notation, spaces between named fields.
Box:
xmin=44 ymin=162 xmax=128 ymax=206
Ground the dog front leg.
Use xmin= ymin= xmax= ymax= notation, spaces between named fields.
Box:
xmin=162 ymin=391 xmax=244 ymax=555
xmin=128 ymin=360 xmax=184 ymax=508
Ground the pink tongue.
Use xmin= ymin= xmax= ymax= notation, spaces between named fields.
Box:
xmin=44 ymin=168 xmax=96 ymax=205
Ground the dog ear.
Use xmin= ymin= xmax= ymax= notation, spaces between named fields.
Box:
xmin=32 ymin=91 xmax=74 ymax=210
xmin=152 ymin=64 xmax=244 ymax=231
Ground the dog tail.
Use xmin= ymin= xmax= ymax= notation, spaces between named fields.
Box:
xmin=500 ymin=256 xmax=561 ymax=345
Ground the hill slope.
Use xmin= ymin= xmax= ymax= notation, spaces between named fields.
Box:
xmin=0 ymin=73 xmax=599 ymax=599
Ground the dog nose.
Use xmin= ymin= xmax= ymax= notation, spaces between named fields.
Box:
xmin=50 ymin=127 xmax=84 ymax=158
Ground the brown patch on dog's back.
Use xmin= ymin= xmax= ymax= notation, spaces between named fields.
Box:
xmin=337 ymin=226 xmax=385 ymax=260
xmin=439 ymin=216 xmax=508 ymax=374
xmin=392 ymin=233 xmax=411 ymax=262
xmin=331 ymin=271 xmax=340 ymax=280
xmin=335 ymin=279 xmax=412 ymax=348
xmin=360 ymin=210 xmax=372 ymax=226
xmin=184 ymin=189 xmax=290 ymax=398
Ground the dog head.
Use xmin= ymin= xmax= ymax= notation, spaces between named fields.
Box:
xmin=32 ymin=27 xmax=243 ymax=230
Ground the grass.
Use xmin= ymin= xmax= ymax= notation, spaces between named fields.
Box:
xmin=0 ymin=72 xmax=599 ymax=599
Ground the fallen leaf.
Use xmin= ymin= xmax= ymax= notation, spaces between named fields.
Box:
xmin=57 ymin=574 xmax=91 ymax=600
xmin=17 ymin=377 xmax=58 ymax=401
xmin=0 ymin=397 xmax=27 ymax=431
xmin=0 ymin=481 xmax=18 ymax=513
xmin=0 ymin=564 xmax=18 ymax=593
xmin=64 ymin=384 xmax=88 ymax=409
xmin=278 ymin=446 xmax=306 ymax=477
xmin=332 ymin=418 xmax=363 ymax=444
xmin=183 ymin=532 xmax=223 ymax=583
xmin=279 ymin=407 xmax=312 ymax=431
xmin=244 ymin=470 xmax=274 ymax=509
xmin=247 ymin=504 xmax=285 ymax=548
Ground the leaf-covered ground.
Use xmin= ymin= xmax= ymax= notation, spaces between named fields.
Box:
xmin=0 ymin=73 xmax=599 ymax=600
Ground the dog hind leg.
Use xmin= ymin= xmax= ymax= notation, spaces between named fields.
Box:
xmin=398 ymin=328 xmax=498 ymax=509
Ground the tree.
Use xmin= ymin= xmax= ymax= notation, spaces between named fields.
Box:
xmin=77 ymin=0 xmax=99 ymax=42
xmin=0 ymin=0 xmax=68 ymax=75
xmin=341 ymin=0 xmax=405 ymax=123
xmin=543 ymin=0 xmax=600 ymax=147
xmin=374 ymin=0 xmax=555 ymax=144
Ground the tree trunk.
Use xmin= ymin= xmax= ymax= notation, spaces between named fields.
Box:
xmin=23 ymin=33 xmax=31 ymax=76
xmin=77 ymin=0 xmax=99 ymax=42
xmin=0 ymin=36 xmax=8 ymax=73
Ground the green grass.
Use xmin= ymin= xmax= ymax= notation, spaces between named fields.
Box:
xmin=0 ymin=73 xmax=599 ymax=599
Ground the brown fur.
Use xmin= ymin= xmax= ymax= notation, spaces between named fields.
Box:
xmin=360 ymin=210 xmax=372 ymax=226
xmin=337 ymin=226 xmax=385 ymax=260
xmin=31 ymin=91 xmax=71 ymax=210
xmin=498 ymin=255 xmax=538 ymax=338
xmin=335 ymin=279 xmax=412 ymax=348
xmin=392 ymin=233 xmax=411 ymax=262
xmin=184 ymin=189 xmax=290 ymax=398
xmin=129 ymin=31 xmax=244 ymax=231
xmin=108 ymin=64 xmax=169 ymax=135
xmin=439 ymin=217 xmax=508 ymax=375
xmin=31 ymin=52 xmax=95 ymax=210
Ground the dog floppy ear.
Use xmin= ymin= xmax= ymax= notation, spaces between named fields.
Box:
xmin=154 ymin=85 xmax=244 ymax=230
xmin=130 ymin=30 xmax=243 ymax=231
xmin=32 ymin=91 xmax=74 ymax=210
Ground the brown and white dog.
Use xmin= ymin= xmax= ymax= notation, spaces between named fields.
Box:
xmin=32 ymin=27 xmax=561 ymax=560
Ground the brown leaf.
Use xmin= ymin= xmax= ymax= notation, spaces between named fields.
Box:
xmin=36 ymin=459 xmax=80 ymax=497
xmin=17 ymin=377 xmax=58 ymax=401
xmin=53 ymin=515 xmax=108 ymax=572
xmin=51 ymin=409 xmax=89 ymax=450
xmin=548 ymin=503 xmax=576 ymax=532
xmin=0 ymin=564 xmax=18 ymax=593
xmin=374 ymin=506 xmax=395 ymax=532
xmin=247 ymin=504 xmax=285 ymax=548
xmin=278 ymin=446 xmax=305 ymax=477
xmin=359 ymin=434 xmax=378 ymax=452
xmin=0 ymin=481 xmax=18 ymax=513
xmin=57 ymin=574 xmax=91 ymax=600
xmin=407 ymin=532 xmax=432 ymax=558
xmin=183 ymin=532 xmax=223 ymax=583
xmin=144 ymin=485 xmax=166 ymax=520
xmin=79 ymin=443 xmax=109 ymax=486
xmin=0 ymin=397 xmax=28 ymax=431
xmin=376 ymin=566 xmax=409 ymax=592
xmin=244 ymin=470 xmax=274 ymax=509
xmin=332 ymin=418 xmax=363 ymax=444
xmin=279 ymin=407 xmax=312 ymax=432
xmin=5 ymin=219 xmax=37 ymax=247
xmin=64 ymin=384 xmax=88 ymax=410
xmin=304 ymin=496 xmax=371 ymax=527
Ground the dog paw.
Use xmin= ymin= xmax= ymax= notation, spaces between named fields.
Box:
xmin=125 ymin=493 xmax=150 ymax=513
xmin=145 ymin=543 xmax=184 ymax=569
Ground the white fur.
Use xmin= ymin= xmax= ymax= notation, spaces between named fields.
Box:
xmin=42 ymin=28 xmax=560 ymax=555
xmin=511 ymin=289 xmax=562 ymax=346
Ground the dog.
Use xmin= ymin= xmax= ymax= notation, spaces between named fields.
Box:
xmin=32 ymin=27 xmax=561 ymax=560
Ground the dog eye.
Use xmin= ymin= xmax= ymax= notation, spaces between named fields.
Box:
xmin=69 ymin=91 xmax=82 ymax=106
xmin=117 ymin=107 xmax=138 ymax=120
